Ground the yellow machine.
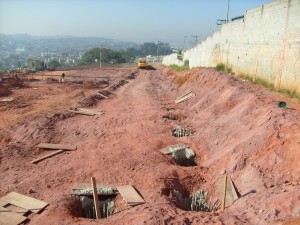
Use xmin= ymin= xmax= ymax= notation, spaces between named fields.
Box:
xmin=137 ymin=58 xmax=148 ymax=69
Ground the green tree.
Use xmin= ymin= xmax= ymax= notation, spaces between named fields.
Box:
xmin=80 ymin=48 xmax=133 ymax=65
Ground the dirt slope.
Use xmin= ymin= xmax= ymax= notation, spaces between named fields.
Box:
xmin=0 ymin=67 xmax=299 ymax=225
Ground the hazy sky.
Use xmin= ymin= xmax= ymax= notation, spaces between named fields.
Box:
xmin=0 ymin=0 xmax=273 ymax=46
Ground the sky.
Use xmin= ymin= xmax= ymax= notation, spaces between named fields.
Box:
xmin=0 ymin=0 xmax=273 ymax=47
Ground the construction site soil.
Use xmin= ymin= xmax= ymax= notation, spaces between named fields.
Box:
xmin=0 ymin=67 xmax=299 ymax=225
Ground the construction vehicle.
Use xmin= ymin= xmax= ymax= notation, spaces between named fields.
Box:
xmin=137 ymin=58 xmax=148 ymax=69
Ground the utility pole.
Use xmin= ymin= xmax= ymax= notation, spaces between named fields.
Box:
xmin=227 ymin=0 xmax=230 ymax=23
xmin=99 ymin=45 xmax=102 ymax=68
xmin=46 ymin=47 xmax=49 ymax=69
xmin=191 ymin=35 xmax=198 ymax=47
xmin=183 ymin=36 xmax=187 ymax=50
xmin=157 ymin=41 xmax=160 ymax=62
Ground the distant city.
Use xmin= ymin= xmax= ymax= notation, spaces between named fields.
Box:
xmin=0 ymin=34 xmax=139 ymax=71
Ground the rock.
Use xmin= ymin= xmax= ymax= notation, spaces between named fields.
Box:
xmin=271 ymin=208 xmax=279 ymax=216
xmin=28 ymin=188 xmax=35 ymax=194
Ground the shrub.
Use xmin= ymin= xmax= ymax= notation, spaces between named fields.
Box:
xmin=169 ymin=60 xmax=189 ymax=71
xmin=216 ymin=63 xmax=225 ymax=71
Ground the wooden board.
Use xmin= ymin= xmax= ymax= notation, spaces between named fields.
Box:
xmin=97 ymin=93 xmax=108 ymax=99
xmin=37 ymin=143 xmax=76 ymax=151
xmin=77 ymin=108 xmax=103 ymax=115
xmin=117 ymin=185 xmax=145 ymax=206
xmin=175 ymin=93 xmax=195 ymax=104
xmin=0 ymin=205 xmax=27 ymax=225
xmin=218 ymin=176 xmax=239 ymax=206
xmin=175 ymin=92 xmax=192 ymax=102
xmin=0 ymin=192 xmax=48 ymax=214
xmin=68 ymin=109 xmax=95 ymax=116
xmin=1 ymin=98 xmax=14 ymax=102
xmin=91 ymin=177 xmax=101 ymax=219
xmin=31 ymin=150 xmax=65 ymax=164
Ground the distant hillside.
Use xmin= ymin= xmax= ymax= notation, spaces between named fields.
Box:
xmin=0 ymin=34 xmax=138 ymax=57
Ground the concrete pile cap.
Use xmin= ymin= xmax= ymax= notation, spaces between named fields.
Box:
xmin=160 ymin=143 xmax=190 ymax=155
xmin=72 ymin=185 xmax=117 ymax=196
xmin=171 ymin=147 xmax=195 ymax=160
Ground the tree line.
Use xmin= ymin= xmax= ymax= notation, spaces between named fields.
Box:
xmin=79 ymin=42 xmax=173 ymax=65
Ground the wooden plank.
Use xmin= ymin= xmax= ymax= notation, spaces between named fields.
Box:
xmin=221 ymin=174 xmax=227 ymax=211
xmin=37 ymin=143 xmax=77 ymax=151
xmin=0 ymin=192 xmax=48 ymax=214
xmin=91 ymin=177 xmax=101 ymax=219
xmin=77 ymin=108 xmax=103 ymax=115
xmin=117 ymin=185 xmax=145 ymax=206
xmin=1 ymin=98 xmax=14 ymax=102
xmin=30 ymin=150 xmax=65 ymax=164
xmin=175 ymin=92 xmax=192 ymax=102
xmin=68 ymin=109 xmax=95 ymax=116
xmin=96 ymin=93 xmax=108 ymax=99
xmin=175 ymin=93 xmax=195 ymax=104
xmin=0 ymin=206 xmax=27 ymax=225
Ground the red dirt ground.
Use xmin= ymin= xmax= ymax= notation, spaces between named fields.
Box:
xmin=0 ymin=67 xmax=299 ymax=225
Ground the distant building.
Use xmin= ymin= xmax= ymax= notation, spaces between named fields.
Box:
xmin=28 ymin=58 xmax=45 ymax=71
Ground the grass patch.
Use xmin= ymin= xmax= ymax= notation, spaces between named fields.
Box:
xmin=252 ymin=77 xmax=275 ymax=90
xmin=239 ymin=73 xmax=300 ymax=102
xmin=170 ymin=60 xmax=189 ymax=71
xmin=215 ymin=63 xmax=232 ymax=73
xmin=215 ymin=63 xmax=225 ymax=71
xmin=278 ymin=88 xmax=300 ymax=100
xmin=239 ymin=73 xmax=254 ymax=82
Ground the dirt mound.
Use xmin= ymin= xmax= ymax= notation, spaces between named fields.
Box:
xmin=79 ymin=94 xmax=103 ymax=107
xmin=0 ymin=77 xmax=28 ymax=97
xmin=163 ymin=67 xmax=300 ymax=224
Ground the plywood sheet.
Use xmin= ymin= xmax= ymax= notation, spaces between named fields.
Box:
xmin=0 ymin=200 xmax=29 ymax=216
xmin=0 ymin=192 xmax=48 ymax=214
xmin=117 ymin=185 xmax=145 ymax=206
xmin=0 ymin=205 xmax=27 ymax=225
xmin=37 ymin=143 xmax=76 ymax=151
xmin=4 ymin=204 xmax=29 ymax=215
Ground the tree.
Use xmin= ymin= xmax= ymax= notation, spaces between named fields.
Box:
xmin=80 ymin=48 xmax=133 ymax=65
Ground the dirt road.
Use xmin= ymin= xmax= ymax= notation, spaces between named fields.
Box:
xmin=0 ymin=67 xmax=299 ymax=225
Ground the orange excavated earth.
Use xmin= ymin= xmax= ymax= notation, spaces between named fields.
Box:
xmin=0 ymin=66 xmax=299 ymax=225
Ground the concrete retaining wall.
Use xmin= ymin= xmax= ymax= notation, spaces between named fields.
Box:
xmin=163 ymin=0 xmax=300 ymax=93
